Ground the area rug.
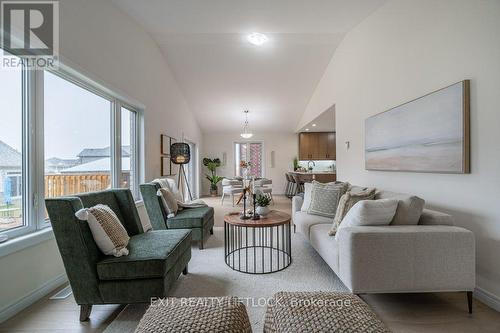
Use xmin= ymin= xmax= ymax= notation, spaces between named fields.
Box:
xmin=103 ymin=227 xmax=347 ymax=333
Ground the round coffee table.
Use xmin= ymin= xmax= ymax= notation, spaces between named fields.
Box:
xmin=224 ymin=210 xmax=292 ymax=274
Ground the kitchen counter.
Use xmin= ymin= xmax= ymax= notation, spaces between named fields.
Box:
xmin=288 ymin=171 xmax=336 ymax=183
xmin=289 ymin=171 xmax=336 ymax=174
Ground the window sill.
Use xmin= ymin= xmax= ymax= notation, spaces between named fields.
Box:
xmin=0 ymin=227 xmax=54 ymax=258
xmin=0 ymin=201 xmax=143 ymax=259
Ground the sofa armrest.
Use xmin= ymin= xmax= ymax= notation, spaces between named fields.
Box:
xmin=418 ymin=208 xmax=454 ymax=226
xmin=336 ymin=225 xmax=475 ymax=293
xmin=292 ymin=196 xmax=303 ymax=215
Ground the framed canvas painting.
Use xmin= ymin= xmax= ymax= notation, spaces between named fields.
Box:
xmin=161 ymin=134 xmax=169 ymax=155
xmin=161 ymin=156 xmax=171 ymax=176
xmin=365 ymin=80 xmax=470 ymax=173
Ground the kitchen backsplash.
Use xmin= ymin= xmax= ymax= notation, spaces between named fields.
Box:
xmin=298 ymin=160 xmax=336 ymax=172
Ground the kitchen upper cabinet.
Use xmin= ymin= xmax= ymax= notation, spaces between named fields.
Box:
xmin=326 ymin=132 xmax=336 ymax=160
xmin=299 ymin=132 xmax=336 ymax=160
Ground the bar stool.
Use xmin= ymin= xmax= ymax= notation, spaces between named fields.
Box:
xmin=285 ymin=173 xmax=295 ymax=198
xmin=291 ymin=174 xmax=303 ymax=195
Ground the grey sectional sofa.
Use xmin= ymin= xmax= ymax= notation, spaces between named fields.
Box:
xmin=292 ymin=187 xmax=476 ymax=312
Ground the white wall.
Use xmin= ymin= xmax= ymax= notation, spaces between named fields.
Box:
xmin=201 ymin=132 xmax=298 ymax=196
xmin=299 ymin=0 xmax=500 ymax=308
xmin=0 ymin=0 xmax=201 ymax=320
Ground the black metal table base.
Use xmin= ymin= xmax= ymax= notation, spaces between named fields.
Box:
xmin=224 ymin=222 xmax=292 ymax=274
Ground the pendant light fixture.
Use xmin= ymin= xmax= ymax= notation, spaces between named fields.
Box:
xmin=240 ymin=110 xmax=253 ymax=139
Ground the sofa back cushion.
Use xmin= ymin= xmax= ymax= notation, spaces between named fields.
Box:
xmin=375 ymin=190 xmax=425 ymax=225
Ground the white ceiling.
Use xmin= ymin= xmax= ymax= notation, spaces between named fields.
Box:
xmin=111 ymin=0 xmax=385 ymax=133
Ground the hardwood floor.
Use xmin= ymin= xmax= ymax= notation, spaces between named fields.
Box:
xmin=0 ymin=286 xmax=123 ymax=333
xmin=1 ymin=195 xmax=499 ymax=332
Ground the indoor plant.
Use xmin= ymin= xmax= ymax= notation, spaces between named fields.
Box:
xmin=293 ymin=157 xmax=299 ymax=171
xmin=203 ymin=157 xmax=224 ymax=196
xmin=255 ymin=194 xmax=271 ymax=217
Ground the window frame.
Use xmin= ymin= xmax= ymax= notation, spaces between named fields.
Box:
xmin=0 ymin=52 xmax=144 ymax=240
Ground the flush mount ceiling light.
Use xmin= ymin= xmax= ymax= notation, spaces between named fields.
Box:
xmin=240 ymin=110 xmax=253 ymax=139
xmin=247 ymin=32 xmax=268 ymax=46
xmin=312 ymin=124 xmax=317 ymax=127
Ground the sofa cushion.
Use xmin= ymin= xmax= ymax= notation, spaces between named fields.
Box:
xmin=294 ymin=211 xmax=333 ymax=239
xmin=330 ymin=188 xmax=376 ymax=236
xmin=309 ymin=224 xmax=340 ymax=272
xmin=301 ymin=182 xmax=313 ymax=212
xmin=334 ymin=199 xmax=399 ymax=239
xmin=375 ymin=190 xmax=425 ymax=225
xmin=157 ymin=187 xmax=179 ymax=217
xmin=167 ymin=206 xmax=214 ymax=229
xmin=96 ymin=229 xmax=191 ymax=280
xmin=308 ymin=182 xmax=349 ymax=218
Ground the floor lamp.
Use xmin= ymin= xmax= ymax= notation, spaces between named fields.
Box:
xmin=170 ymin=142 xmax=193 ymax=201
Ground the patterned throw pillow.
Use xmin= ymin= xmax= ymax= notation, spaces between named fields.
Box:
xmin=75 ymin=204 xmax=130 ymax=257
xmin=157 ymin=187 xmax=179 ymax=217
xmin=329 ymin=188 xmax=376 ymax=236
xmin=307 ymin=182 xmax=349 ymax=218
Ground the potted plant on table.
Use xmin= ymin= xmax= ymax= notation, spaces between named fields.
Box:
xmin=203 ymin=157 xmax=224 ymax=196
xmin=255 ymin=194 xmax=271 ymax=217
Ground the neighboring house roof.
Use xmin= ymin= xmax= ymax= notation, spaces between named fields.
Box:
xmin=0 ymin=140 xmax=22 ymax=168
xmin=45 ymin=157 xmax=80 ymax=169
xmin=77 ymin=146 xmax=130 ymax=158
xmin=61 ymin=157 xmax=130 ymax=173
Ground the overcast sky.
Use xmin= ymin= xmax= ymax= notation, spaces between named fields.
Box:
xmin=1 ymin=69 xmax=131 ymax=160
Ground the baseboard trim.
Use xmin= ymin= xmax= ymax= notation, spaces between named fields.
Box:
xmin=0 ymin=273 xmax=68 ymax=323
xmin=475 ymin=286 xmax=500 ymax=312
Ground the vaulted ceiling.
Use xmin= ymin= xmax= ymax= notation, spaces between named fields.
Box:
xmin=111 ymin=0 xmax=385 ymax=133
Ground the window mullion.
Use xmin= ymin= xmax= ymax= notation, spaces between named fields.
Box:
xmin=24 ymin=67 xmax=39 ymax=232
xmin=111 ymin=101 xmax=121 ymax=189
xmin=33 ymin=70 xmax=46 ymax=228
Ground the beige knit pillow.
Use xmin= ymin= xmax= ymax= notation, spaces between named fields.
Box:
xmin=75 ymin=204 xmax=130 ymax=257
xmin=329 ymin=188 xmax=376 ymax=236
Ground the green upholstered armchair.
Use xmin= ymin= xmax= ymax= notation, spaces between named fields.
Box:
xmin=45 ymin=189 xmax=192 ymax=321
xmin=140 ymin=182 xmax=214 ymax=249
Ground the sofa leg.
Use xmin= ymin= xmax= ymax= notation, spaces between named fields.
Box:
xmin=199 ymin=240 xmax=204 ymax=250
xmin=79 ymin=304 xmax=92 ymax=322
xmin=293 ymin=224 xmax=296 ymax=233
xmin=210 ymin=227 xmax=214 ymax=235
xmin=183 ymin=265 xmax=188 ymax=275
xmin=467 ymin=291 xmax=473 ymax=314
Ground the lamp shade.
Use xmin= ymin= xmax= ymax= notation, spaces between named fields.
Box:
xmin=170 ymin=142 xmax=190 ymax=165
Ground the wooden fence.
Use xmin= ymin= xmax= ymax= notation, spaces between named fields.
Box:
xmin=45 ymin=173 xmax=111 ymax=198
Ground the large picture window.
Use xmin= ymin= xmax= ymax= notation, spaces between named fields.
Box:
xmin=44 ymin=71 xmax=112 ymax=198
xmin=0 ymin=48 xmax=142 ymax=240
xmin=0 ymin=53 xmax=24 ymax=234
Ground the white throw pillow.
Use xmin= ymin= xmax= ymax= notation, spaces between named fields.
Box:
xmin=301 ymin=182 xmax=313 ymax=212
xmin=75 ymin=204 xmax=130 ymax=257
xmin=334 ymin=199 xmax=398 ymax=240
